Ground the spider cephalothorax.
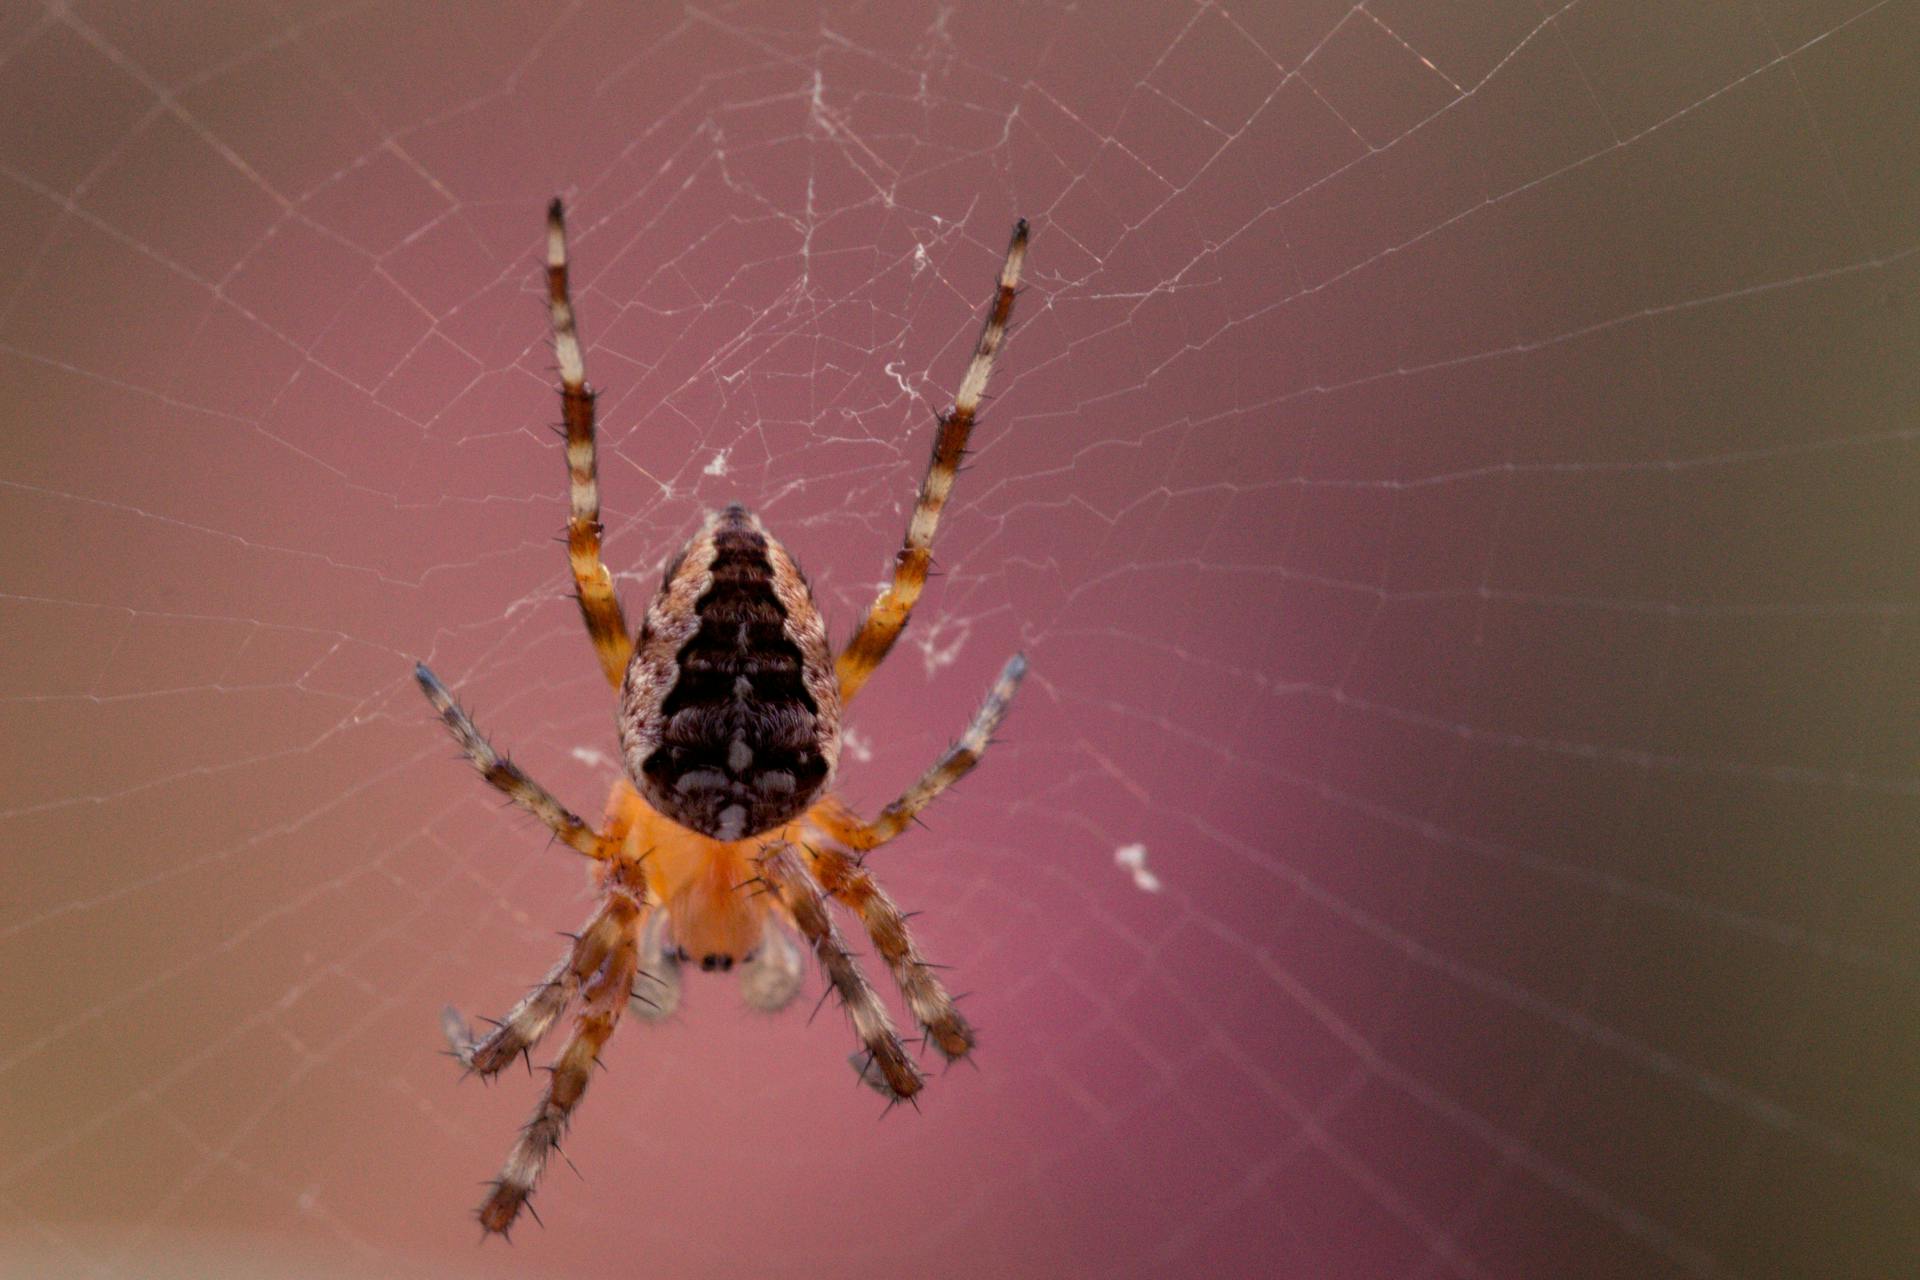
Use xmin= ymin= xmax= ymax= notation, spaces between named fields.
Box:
xmin=414 ymin=199 xmax=1029 ymax=1236
xmin=620 ymin=503 xmax=841 ymax=840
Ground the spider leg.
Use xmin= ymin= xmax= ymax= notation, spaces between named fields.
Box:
xmin=443 ymin=898 xmax=628 ymax=1077
xmin=478 ymin=888 xmax=642 ymax=1236
xmin=414 ymin=663 xmax=616 ymax=860
xmin=548 ymin=199 xmax=634 ymax=690
xmin=835 ymin=220 xmax=1029 ymax=705
xmin=801 ymin=844 xmax=975 ymax=1062
xmin=757 ymin=842 xmax=924 ymax=1101
xmin=809 ymin=652 xmax=1026 ymax=852
xmin=792 ymin=655 xmax=1020 ymax=1057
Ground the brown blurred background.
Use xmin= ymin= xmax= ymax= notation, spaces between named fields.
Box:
xmin=1 ymin=2 xmax=1916 ymax=1277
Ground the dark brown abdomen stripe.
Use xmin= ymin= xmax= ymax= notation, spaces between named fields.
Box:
xmin=642 ymin=506 xmax=829 ymax=838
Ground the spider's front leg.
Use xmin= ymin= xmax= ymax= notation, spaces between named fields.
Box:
xmin=478 ymin=889 xmax=642 ymax=1236
xmin=442 ymin=900 xmax=630 ymax=1077
xmin=802 ymin=843 xmax=975 ymax=1062
xmin=756 ymin=842 xmax=924 ymax=1101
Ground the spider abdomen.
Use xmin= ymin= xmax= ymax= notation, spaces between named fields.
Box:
xmin=618 ymin=504 xmax=840 ymax=840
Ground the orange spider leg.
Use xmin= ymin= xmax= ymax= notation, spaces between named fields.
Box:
xmin=806 ymin=652 xmax=1025 ymax=851
xmin=756 ymin=842 xmax=923 ymax=1101
xmin=432 ymin=770 xmax=649 ymax=1235
xmin=835 ymin=221 xmax=1029 ymax=705
xmin=442 ymin=898 xmax=630 ymax=1078
xmin=800 ymin=842 xmax=975 ymax=1061
xmin=548 ymin=199 xmax=634 ymax=690
xmin=415 ymin=663 xmax=622 ymax=861
xmin=478 ymin=884 xmax=642 ymax=1236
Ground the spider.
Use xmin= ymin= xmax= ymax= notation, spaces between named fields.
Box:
xmin=414 ymin=199 xmax=1029 ymax=1236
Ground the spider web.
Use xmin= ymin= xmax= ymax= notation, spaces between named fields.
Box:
xmin=2 ymin=1 xmax=1917 ymax=1276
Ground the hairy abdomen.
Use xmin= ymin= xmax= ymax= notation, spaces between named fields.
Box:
xmin=618 ymin=505 xmax=840 ymax=839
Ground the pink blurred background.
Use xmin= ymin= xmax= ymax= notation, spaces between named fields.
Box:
xmin=2 ymin=2 xmax=1917 ymax=1276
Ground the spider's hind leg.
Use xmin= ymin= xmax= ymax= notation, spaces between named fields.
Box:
xmin=546 ymin=199 xmax=634 ymax=690
xmin=834 ymin=220 xmax=1029 ymax=705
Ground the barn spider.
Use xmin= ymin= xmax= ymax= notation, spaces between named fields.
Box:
xmin=415 ymin=200 xmax=1029 ymax=1235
